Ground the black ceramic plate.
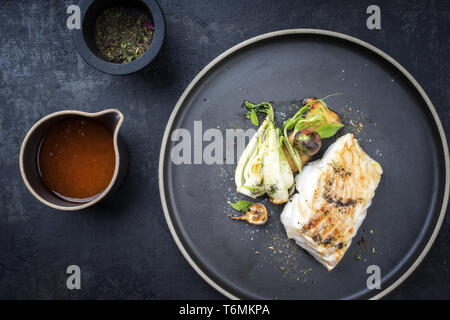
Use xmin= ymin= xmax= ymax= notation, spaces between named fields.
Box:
xmin=159 ymin=30 xmax=449 ymax=299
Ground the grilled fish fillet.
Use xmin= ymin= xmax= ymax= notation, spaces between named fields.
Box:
xmin=281 ymin=133 xmax=383 ymax=271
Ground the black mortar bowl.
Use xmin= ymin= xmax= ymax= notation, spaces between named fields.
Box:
xmin=73 ymin=0 xmax=165 ymax=75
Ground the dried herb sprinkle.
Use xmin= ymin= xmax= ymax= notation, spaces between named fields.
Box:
xmin=94 ymin=7 xmax=154 ymax=64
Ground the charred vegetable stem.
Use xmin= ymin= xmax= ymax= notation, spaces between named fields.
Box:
xmin=282 ymin=133 xmax=302 ymax=172
xmin=281 ymin=99 xmax=320 ymax=171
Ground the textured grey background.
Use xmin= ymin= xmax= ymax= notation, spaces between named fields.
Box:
xmin=0 ymin=0 xmax=449 ymax=299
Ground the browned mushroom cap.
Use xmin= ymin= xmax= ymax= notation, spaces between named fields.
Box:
xmin=229 ymin=203 xmax=268 ymax=225
xmin=292 ymin=131 xmax=322 ymax=156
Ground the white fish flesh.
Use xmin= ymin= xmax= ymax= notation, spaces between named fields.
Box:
xmin=281 ymin=133 xmax=383 ymax=270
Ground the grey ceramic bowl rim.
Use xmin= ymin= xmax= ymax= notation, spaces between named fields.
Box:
xmin=19 ymin=109 xmax=124 ymax=211
xmin=158 ymin=29 xmax=450 ymax=300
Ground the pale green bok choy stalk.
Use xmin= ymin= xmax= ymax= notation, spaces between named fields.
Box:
xmin=235 ymin=101 xmax=294 ymax=204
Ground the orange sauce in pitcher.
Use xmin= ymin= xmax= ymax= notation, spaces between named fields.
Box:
xmin=38 ymin=116 xmax=116 ymax=203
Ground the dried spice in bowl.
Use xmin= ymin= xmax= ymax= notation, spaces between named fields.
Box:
xmin=94 ymin=7 xmax=154 ymax=64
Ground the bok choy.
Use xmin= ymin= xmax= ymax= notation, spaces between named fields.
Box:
xmin=235 ymin=101 xmax=294 ymax=204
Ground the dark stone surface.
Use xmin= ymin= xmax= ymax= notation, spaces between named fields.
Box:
xmin=0 ymin=0 xmax=449 ymax=299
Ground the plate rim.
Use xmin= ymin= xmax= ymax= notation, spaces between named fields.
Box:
xmin=158 ymin=28 xmax=450 ymax=300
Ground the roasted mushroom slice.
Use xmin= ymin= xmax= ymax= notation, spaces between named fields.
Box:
xmin=229 ymin=203 xmax=268 ymax=225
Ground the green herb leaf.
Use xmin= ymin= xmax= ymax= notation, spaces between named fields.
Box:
xmin=244 ymin=100 xmax=274 ymax=122
xmin=293 ymin=114 xmax=324 ymax=132
xmin=315 ymin=123 xmax=344 ymax=138
xmin=249 ymin=109 xmax=259 ymax=126
xmin=228 ymin=200 xmax=254 ymax=212
xmin=296 ymin=105 xmax=310 ymax=115
xmin=244 ymin=100 xmax=257 ymax=108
